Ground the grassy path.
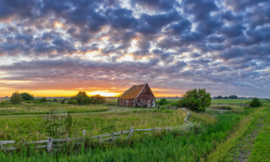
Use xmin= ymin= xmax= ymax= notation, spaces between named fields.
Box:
xmin=249 ymin=107 xmax=270 ymax=161
xmin=207 ymin=106 xmax=270 ymax=162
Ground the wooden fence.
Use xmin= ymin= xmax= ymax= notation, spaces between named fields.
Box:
xmin=0 ymin=108 xmax=197 ymax=153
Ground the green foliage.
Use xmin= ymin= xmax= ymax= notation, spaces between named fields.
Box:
xmin=211 ymin=105 xmax=233 ymax=110
xmin=53 ymin=99 xmax=58 ymax=102
xmin=228 ymin=95 xmax=238 ymax=99
xmin=250 ymin=98 xmax=262 ymax=107
xmin=0 ymin=101 xmax=8 ymax=106
xmin=178 ymin=88 xmax=211 ymax=111
xmin=92 ymin=95 xmax=106 ymax=104
xmin=10 ymin=92 xmax=23 ymax=104
xmin=68 ymin=99 xmax=78 ymax=105
xmin=61 ymin=98 xmax=68 ymax=104
xmin=71 ymin=92 xmax=106 ymax=105
xmin=40 ymin=97 xmax=47 ymax=103
xmin=159 ymin=98 xmax=169 ymax=105
xmin=72 ymin=91 xmax=91 ymax=105
xmin=20 ymin=92 xmax=34 ymax=100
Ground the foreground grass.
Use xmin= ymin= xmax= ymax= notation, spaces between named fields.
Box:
xmin=0 ymin=107 xmax=257 ymax=161
xmin=0 ymin=109 xmax=214 ymax=142
xmin=207 ymin=107 xmax=264 ymax=162
xmin=249 ymin=107 xmax=270 ymax=161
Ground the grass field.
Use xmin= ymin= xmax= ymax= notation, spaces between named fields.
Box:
xmin=0 ymin=103 xmax=108 ymax=115
xmin=0 ymin=106 xmax=215 ymax=142
xmin=0 ymin=102 xmax=265 ymax=161
xmin=0 ymin=98 xmax=269 ymax=161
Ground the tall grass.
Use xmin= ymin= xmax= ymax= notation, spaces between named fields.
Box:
xmin=0 ymin=107 xmax=257 ymax=161
xmin=0 ymin=109 xmax=213 ymax=142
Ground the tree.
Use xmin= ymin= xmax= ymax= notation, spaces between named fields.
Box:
xmin=92 ymin=95 xmax=106 ymax=104
xmin=250 ymin=98 xmax=262 ymax=107
xmin=159 ymin=98 xmax=169 ymax=105
xmin=223 ymin=96 xmax=228 ymax=99
xmin=40 ymin=97 xmax=47 ymax=103
xmin=20 ymin=92 xmax=34 ymax=100
xmin=228 ymin=95 xmax=238 ymax=99
xmin=215 ymin=96 xmax=223 ymax=99
xmin=178 ymin=88 xmax=211 ymax=112
xmin=10 ymin=92 xmax=23 ymax=104
xmin=72 ymin=91 xmax=92 ymax=105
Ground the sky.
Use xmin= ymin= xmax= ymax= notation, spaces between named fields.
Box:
xmin=0 ymin=0 xmax=269 ymax=98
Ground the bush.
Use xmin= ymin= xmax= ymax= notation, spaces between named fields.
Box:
xmin=61 ymin=98 xmax=68 ymax=104
xmin=53 ymin=99 xmax=58 ymax=102
xmin=0 ymin=101 xmax=8 ymax=106
xmin=211 ymin=105 xmax=232 ymax=110
xmin=92 ymin=95 xmax=106 ymax=104
xmin=159 ymin=98 xmax=169 ymax=105
xmin=178 ymin=88 xmax=211 ymax=112
xmin=68 ymin=99 xmax=78 ymax=104
xmin=40 ymin=97 xmax=47 ymax=103
xmin=71 ymin=91 xmax=106 ymax=105
xmin=10 ymin=92 xmax=23 ymax=104
xmin=20 ymin=92 xmax=34 ymax=100
xmin=250 ymin=97 xmax=262 ymax=107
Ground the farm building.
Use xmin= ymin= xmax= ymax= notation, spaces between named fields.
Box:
xmin=119 ymin=83 xmax=156 ymax=107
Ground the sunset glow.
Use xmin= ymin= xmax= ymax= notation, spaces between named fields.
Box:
xmin=0 ymin=0 xmax=269 ymax=98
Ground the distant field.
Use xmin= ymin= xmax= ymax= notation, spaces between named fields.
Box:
xmin=0 ymin=103 xmax=108 ymax=115
xmin=111 ymin=98 xmax=255 ymax=105
xmin=211 ymin=99 xmax=252 ymax=104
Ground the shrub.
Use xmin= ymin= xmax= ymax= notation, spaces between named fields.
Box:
xmin=10 ymin=92 xmax=23 ymax=104
xmin=250 ymin=97 xmax=262 ymax=107
xmin=71 ymin=91 xmax=92 ymax=105
xmin=68 ymin=99 xmax=78 ymax=104
xmin=178 ymin=88 xmax=211 ymax=112
xmin=40 ymin=97 xmax=47 ymax=103
xmin=92 ymin=95 xmax=106 ymax=104
xmin=61 ymin=98 xmax=68 ymax=104
xmin=211 ymin=105 xmax=232 ymax=110
xmin=0 ymin=101 xmax=8 ymax=106
xmin=20 ymin=92 xmax=34 ymax=100
xmin=159 ymin=98 xmax=169 ymax=105
xmin=53 ymin=99 xmax=58 ymax=102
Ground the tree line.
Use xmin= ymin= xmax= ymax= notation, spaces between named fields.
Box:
xmin=7 ymin=91 xmax=105 ymax=105
xmin=214 ymin=95 xmax=238 ymax=99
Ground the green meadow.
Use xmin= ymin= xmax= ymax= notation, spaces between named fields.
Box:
xmin=0 ymin=99 xmax=269 ymax=161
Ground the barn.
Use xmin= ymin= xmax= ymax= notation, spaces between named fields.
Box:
xmin=119 ymin=83 xmax=156 ymax=107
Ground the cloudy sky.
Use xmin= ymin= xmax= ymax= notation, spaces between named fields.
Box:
xmin=0 ymin=0 xmax=269 ymax=97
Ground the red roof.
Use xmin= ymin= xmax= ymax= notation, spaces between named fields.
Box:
xmin=119 ymin=84 xmax=145 ymax=99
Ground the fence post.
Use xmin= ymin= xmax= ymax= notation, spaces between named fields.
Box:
xmin=111 ymin=132 xmax=114 ymax=141
xmin=126 ymin=126 xmax=133 ymax=139
xmin=47 ymin=137 xmax=53 ymax=153
xmin=83 ymin=130 xmax=86 ymax=138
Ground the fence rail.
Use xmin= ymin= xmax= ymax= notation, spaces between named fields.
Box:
xmin=0 ymin=108 xmax=197 ymax=153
